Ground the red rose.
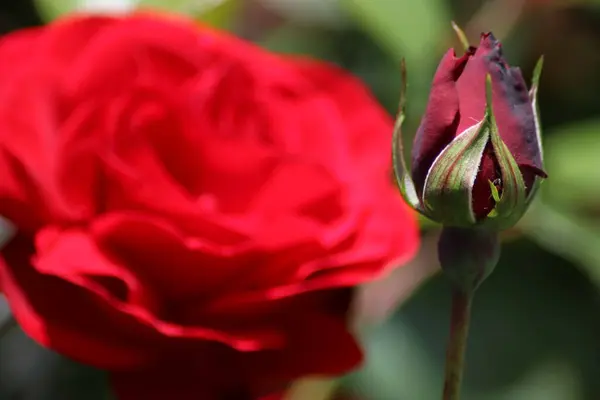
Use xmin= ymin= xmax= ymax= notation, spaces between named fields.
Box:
xmin=0 ymin=14 xmax=418 ymax=399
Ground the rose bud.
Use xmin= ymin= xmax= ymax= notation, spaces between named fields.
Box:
xmin=393 ymin=30 xmax=547 ymax=229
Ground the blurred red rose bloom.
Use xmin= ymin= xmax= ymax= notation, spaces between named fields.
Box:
xmin=0 ymin=14 xmax=419 ymax=399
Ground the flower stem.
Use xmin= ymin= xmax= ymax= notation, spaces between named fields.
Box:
xmin=442 ymin=288 xmax=473 ymax=400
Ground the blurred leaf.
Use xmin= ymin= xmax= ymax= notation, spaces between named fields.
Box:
xmin=519 ymin=118 xmax=600 ymax=287
xmin=345 ymin=238 xmax=598 ymax=399
xmin=339 ymin=0 xmax=450 ymax=111
xmin=194 ymin=0 xmax=240 ymax=28
xmin=541 ymin=118 xmax=600 ymax=210
xmin=0 ymin=296 xmax=15 ymax=339
xmin=35 ymin=0 xmax=238 ymax=26
xmin=260 ymin=24 xmax=336 ymax=58
xmin=286 ymin=378 xmax=338 ymax=400
xmin=34 ymin=0 xmax=78 ymax=20
xmin=0 ymin=325 xmax=110 ymax=400
xmin=141 ymin=0 xmax=239 ymax=26
xmin=139 ymin=0 xmax=189 ymax=11
xmin=256 ymin=0 xmax=345 ymax=27
xmin=339 ymin=0 xmax=449 ymax=63
xmin=492 ymin=360 xmax=583 ymax=400
xmin=520 ymin=200 xmax=600 ymax=288
xmin=347 ymin=318 xmax=440 ymax=399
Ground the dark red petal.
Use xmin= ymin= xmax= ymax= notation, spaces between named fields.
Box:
xmin=199 ymin=187 xmax=418 ymax=318
xmin=456 ymin=33 xmax=543 ymax=194
xmin=471 ymin=145 xmax=500 ymax=219
xmin=411 ymin=48 xmax=471 ymax=193
xmin=0 ymin=228 xmax=286 ymax=373
xmin=110 ymin=291 xmax=360 ymax=400
xmin=454 ymin=35 xmax=493 ymax=136
xmin=480 ymin=34 xmax=542 ymax=168
xmin=0 ymin=235 xmax=155 ymax=369
xmin=91 ymin=214 xmax=254 ymax=302
xmin=489 ymin=63 xmax=544 ymax=191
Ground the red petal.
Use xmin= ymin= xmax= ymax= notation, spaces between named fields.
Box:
xmin=456 ymin=33 xmax=543 ymax=192
xmin=291 ymin=59 xmax=394 ymax=178
xmin=110 ymin=292 xmax=360 ymax=400
xmin=200 ymin=184 xmax=418 ymax=317
xmin=0 ymin=235 xmax=155 ymax=369
xmin=0 ymin=75 xmax=94 ymax=229
xmin=91 ymin=213 xmax=256 ymax=301
xmin=411 ymin=48 xmax=471 ymax=192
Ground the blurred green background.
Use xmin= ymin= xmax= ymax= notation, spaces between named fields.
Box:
xmin=1 ymin=0 xmax=600 ymax=399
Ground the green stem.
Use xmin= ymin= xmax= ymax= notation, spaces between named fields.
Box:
xmin=442 ymin=289 xmax=473 ymax=400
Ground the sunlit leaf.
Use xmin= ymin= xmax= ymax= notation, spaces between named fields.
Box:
xmin=140 ymin=0 xmax=239 ymax=27
xmin=35 ymin=0 xmax=80 ymax=20
xmin=339 ymin=0 xmax=449 ymax=63
xmin=339 ymin=0 xmax=450 ymax=112
xmin=541 ymin=119 xmax=600 ymax=210
xmin=520 ymin=200 xmax=600 ymax=288
xmin=194 ymin=0 xmax=240 ymax=27
xmin=34 ymin=0 xmax=238 ymax=26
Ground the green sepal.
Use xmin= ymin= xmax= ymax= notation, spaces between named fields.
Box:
xmin=529 ymin=55 xmax=544 ymax=151
xmin=451 ymin=21 xmax=470 ymax=52
xmin=488 ymin=180 xmax=501 ymax=203
xmin=525 ymin=55 xmax=545 ymax=205
xmin=482 ymin=75 xmax=528 ymax=230
xmin=392 ymin=59 xmax=425 ymax=214
xmin=422 ymin=118 xmax=489 ymax=226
